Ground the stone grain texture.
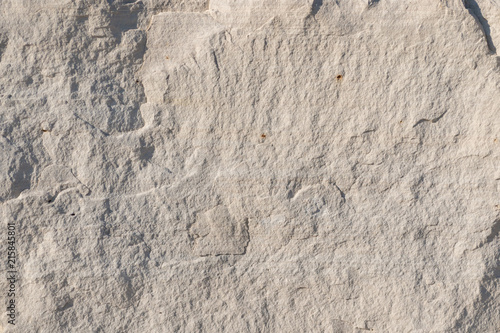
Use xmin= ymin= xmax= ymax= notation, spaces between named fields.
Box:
xmin=0 ymin=0 xmax=499 ymax=332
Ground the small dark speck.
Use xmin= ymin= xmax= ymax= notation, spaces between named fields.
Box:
xmin=7 ymin=95 xmax=12 ymax=98
xmin=260 ymin=133 xmax=266 ymax=139
xmin=70 ymin=213 xmax=76 ymax=216
xmin=336 ymin=75 xmax=343 ymax=81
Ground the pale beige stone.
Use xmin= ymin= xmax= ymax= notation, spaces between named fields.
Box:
xmin=0 ymin=0 xmax=499 ymax=332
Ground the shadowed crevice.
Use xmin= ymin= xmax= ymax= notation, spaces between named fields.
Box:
xmin=311 ymin=0 xmax=323 ymax=16
xmin=413 ymin=110 xmax=448 ymax=127
xmin=485 ymin=219 xmax=500 ymax=244
xmin=463 ymin=0 xmax=496 ymax=54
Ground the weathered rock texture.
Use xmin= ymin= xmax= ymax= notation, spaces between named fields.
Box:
xmin=1 ymin=0 xmax=500 ymax=332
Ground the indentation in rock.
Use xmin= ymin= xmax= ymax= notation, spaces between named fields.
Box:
xmin=55 ymin=297 xmax=74 ymax=312
xmin=413 ymin=110 xmax=448 ymax=127
xmin=108 ymin=1 xmax=143 ymax=41
xmin=485 ymin=218 xmax=500 ymax=244
xmin=0 ymin=138 xmax=33 ymax=202
xmin=139 ymin=145 xmax=155 ymax=161
xmin=311 ymin=0 xmax=323 ymax=16
xmin=0 ymin=34 xmax=7 ymax=62
xmin=463 ymin=0 xmax=496 ymax=54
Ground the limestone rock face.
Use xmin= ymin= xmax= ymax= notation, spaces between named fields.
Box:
xmin=1 ymin=0 xmax=499 ymax=332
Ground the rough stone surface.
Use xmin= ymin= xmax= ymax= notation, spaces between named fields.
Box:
xmin=1 ymin=0 xmax=499 ymax=332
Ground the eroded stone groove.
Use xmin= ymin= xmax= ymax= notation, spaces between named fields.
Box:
xmin=464 ymin=0 xmax=497 ymax=54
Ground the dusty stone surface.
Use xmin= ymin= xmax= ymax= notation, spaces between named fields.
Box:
xmin=0 ymin=0 xmax=499 ymax=332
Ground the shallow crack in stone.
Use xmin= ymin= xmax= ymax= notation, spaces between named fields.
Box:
xmin=413 ymin=110 xmax=448 ymax=127
xmin=310 ymin=0 xmax=323 ymax=16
